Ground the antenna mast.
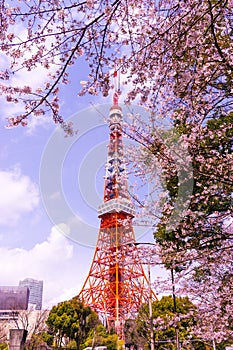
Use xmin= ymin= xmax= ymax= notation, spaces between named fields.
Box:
xmin=113 ymin=68 xmax=120 ymax=106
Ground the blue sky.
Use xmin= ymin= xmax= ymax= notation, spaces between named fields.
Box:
xmin=0 ymin=55 xmax=162 ymax=308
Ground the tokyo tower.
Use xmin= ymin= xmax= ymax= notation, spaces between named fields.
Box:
xmin=78 ymin=85 xmax=152 ymax=337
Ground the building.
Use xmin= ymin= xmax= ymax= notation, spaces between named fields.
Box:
xmin=19 ymin=278 xmax=43 ymax=310
xmin=0 ymin=286 xmax=29 ymax=310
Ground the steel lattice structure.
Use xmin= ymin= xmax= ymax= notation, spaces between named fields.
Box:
xmin=78 ymin=95 xmax=152 ymax=337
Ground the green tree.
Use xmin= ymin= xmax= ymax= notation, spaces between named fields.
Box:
xmin=156 ymin=113 xmax=232 ymax=256
xmin=83 ymin=324 xmax=120 ymax=350
xmin=45 ymin=297 xmax=99 ymax=349
xmin=0 ymin=345 xmax=8 ymax=350
xmin=40 ymin=332 xmax=54 ymax=347
xmin=149 ymin=112 xmax=232 ymax=341
xmin=136 ymin=296 xmax=198 ymax=350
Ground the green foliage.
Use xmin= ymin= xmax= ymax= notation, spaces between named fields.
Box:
xmin=82 ymin=324 xmax=119 ymax=350
xmin=66 ymin=340 xmax=77 ymax=349
xmin=166 ymin=175 xmax=179 ymax=199
xmin=191 ymin=114 xmax=232 ymax=215
xmin=155 ymin=113 xmax=232 ymax=254
xmin=136 ymin=296 xmax=197 ymax=350
xmin=0 ymin=344 xmax=8 ymax=350
xmin=104 ymin=334 xmax=119 ymax=350
xmin=40 ymin=332 xmax=54 ymax=347
xmin=45 ymin=297 xmax=99 ymax=349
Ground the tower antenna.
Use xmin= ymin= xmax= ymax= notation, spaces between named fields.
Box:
xmin=113 ymin=67 xmax=120 ymax=106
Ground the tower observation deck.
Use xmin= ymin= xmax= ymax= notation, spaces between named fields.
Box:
xmin=78 ymin=94 xmax=152 ymax=338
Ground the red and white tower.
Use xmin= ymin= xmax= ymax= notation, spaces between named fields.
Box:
xmin=78 ymin=87 xmax=151 ymax=337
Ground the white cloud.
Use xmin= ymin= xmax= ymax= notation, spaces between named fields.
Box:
xmin=47 ymin=282 xmax=83 ymax=307
xmin=32 ymin=224 xmax=73 ymax=262
xmin=0 ymin=167 xmax=39 ymax=225
xmin=0 ymin=225 xmax=77 ymax=308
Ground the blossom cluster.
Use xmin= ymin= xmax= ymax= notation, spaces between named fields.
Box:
xmin=1 ymin=0 xmax=232 ymax=339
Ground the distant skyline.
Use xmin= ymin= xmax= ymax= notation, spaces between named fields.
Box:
xmin=19 ymin=278 xmax=43 ymax=310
